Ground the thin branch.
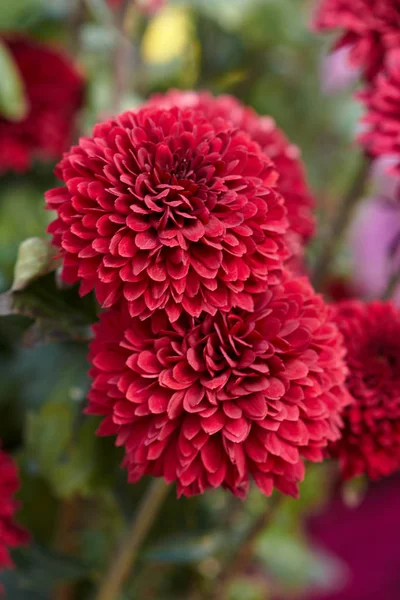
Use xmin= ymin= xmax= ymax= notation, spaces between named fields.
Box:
xmin=211 ymin=494 xmax=282 ymax=600
xmin=382 ymin=271 xmax=400 ymax=301
xmin=95 ymin=478 xmax=170 ymax=600
xmin=53 ymin=497 xmax=83 ymax=600
xmin=312 ymin=160 xmax=370 ymax=290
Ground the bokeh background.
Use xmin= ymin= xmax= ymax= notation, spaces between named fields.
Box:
xmin=0 ymin=1 xmax=397 ymax=599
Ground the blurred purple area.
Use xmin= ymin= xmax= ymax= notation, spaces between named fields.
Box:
xmin=349 ymin=157 xmax=400 ymax=303
xmin=307 ymin=475 xmax=400 ymax=600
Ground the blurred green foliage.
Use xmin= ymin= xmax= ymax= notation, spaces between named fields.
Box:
xmin=0 ymin=0 xmax=357 ymax=598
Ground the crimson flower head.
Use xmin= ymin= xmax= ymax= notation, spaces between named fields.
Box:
xmin=0 ymin=36 xmax=84 ymax=175
xmin=359 ymin=50 xmax=400 ymax=160
xmin=87 ymin=278 xmax=350 ymax=499
xmin=147 ymin=90 xmax=315 ymax=254
xmin=330 ymin=300 xmax=400 ymax=480
xmin=0 ymin=449 xmax=29 ymax=587
xmin=46 ymin=106 xmax=289 ymax=321
xmin=313 ymin=0 xmax=400 ymax=81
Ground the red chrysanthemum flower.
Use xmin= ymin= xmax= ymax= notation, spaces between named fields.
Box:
xmin=359 ymin=50 xmax=400 ymax=159
xmin=313 ymin=0 xmax=400 ymax=81
xmin=46 ymin=106 xmax=289 ymax=321
xmin=0 ymin=36 xmax=84 ymax=175
xmin=147 ymin=90 xmax=315 ymax=253
xmin=0 ymin=449 xmax=29 ymax=588
xmin=87 ymin=278 xmax=350 ymax=499
xmin=330 ymin=300 xmax=400 ymax=480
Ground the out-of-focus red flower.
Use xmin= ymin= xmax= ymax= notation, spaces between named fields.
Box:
xmin=0 ymin=36 xmax=84 ymax=175
xmin=359 ymin=50 xmax=400 ymax=159
xmin=313 ymin=0 xmax=400 ymax=81
xmin=107 ymin=0 xmax=166 ymax=14
xmin=0 ymin=449 xmax=29 ymax=589
xmin=331 ymin=300 xmax=400 ymax=480
xmin=87 ymin=278 xmax=350 ymax=499
xmin=325 ymin=275 xmax=358 ymax=302
xmin=46 ymin=106 xmax=289 ymax=321
xmin=147 ymin=90 xmax=315 ymax=255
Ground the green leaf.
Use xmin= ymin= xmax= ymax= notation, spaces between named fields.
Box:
xmin=0 ymin=0 xmax=45 ymax=30
xmin=12 ymin=238 xmax=58 ymax=292
xmin=0 ymin=40 xmax=29 ymax=121
xmin=25 ymin=399 xmax=74 ymax=477
xmin=256 ymin=530 xmax=345 ymax=594
xmin=144 ymin=532 xmax=224 ymax=564
xmin=0 ymin=272 xmax=96 ymax=346
xmin=13 ymin=544 xmax=87 ymax=592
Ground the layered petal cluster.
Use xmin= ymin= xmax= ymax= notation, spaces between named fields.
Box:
xmin=87 ymin=278 xmax=350 ymax=499
xmin=46 ymin=106 xmax=289 ymax=321
xmin=359 ymin=50 xmax=400 ymax=159
xmin=147 ymin=90 xmax=315 ymax=253
xmin=314 ymin=0 xmax=400 ymax=81
xmin=331 ymin=300 xmax=400 ymax=480
xmin=0 ymin=450 xmax=29 ymax=586
xmin=0 ymin=36 xmax=84 ymax=174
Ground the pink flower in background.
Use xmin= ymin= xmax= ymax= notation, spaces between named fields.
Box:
xmin=349 ymin=196 xmax=400 ymax=303
xmin=313 ymin=0 xmax=400 ymax=81
xmin=146 ymin=91 xmax=316 ymax=260
xmin=0 ymin=450 xmax=29 ymax=590
xmin=321 ymin=46 xmax=360 ymax=94
xmin=0 ymin=36 xmax=84 ymax=175
xmin=87 ymin=278 xmax=350 ymax=499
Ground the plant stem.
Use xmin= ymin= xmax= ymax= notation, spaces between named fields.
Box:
xmin=382 ymin=271 xmax=400 ymax=300
xmin=95 ymin=478 xmax=170 ymax=600
xmin=53 ymin=497 xmax=82 ymax=600
xmin=111 ymin=0 xmax=137 ymax=114
xmin=211 ymin=494 xmax=282 ymax=600
xmin=312 ymin=160 xmax=369 ymax=291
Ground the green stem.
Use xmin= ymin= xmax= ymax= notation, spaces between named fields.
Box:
xmin=211 ymin=495 xmax=282 ymax=600
xmin=95 ymin=478 xmax=170 ymax=600
xmin=382 ymin=271 xmax=400 ymax=301
xmin=312 ymin=160 xmax=369 ymax=291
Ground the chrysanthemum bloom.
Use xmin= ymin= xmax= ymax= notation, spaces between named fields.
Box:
xmin=87 ymin=278 xmax=350 ymax=498
xmin=46 ymin=106 xmax=289 ymax=320
xmin=330 ymin=300 xmax=400 ymax=479
xmin=313 ymin=0 xmax=400 ymax=81
xmin=359 ymin=50 xmax=400 ymax=158
xmin=0 ymin=37 xmax=84 ymax=175
xmin=147 ymin=90 xmax=315 ymax=255
xmin=0 ymin=449 xmax=29 ymax=588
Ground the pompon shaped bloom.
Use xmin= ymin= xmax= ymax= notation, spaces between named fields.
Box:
xmin=0 ymin=36 xmax=84 ymax=175
xmin=147 ymin=90 xmax=315 ymax=252
xmin=313 ymin=0 xmax=400 ymax=81
xmin=0 ymin=449 xmax=29 ymax=587
xmin=331 ymin=300 xmax=400 ymax=480
xmin=46 ymin=106 xmax=289 ymax=321
xmin=359 ymin=50 xmax=400 ymax=159
xmin=87 ymin=278 xmax=350 ymax=499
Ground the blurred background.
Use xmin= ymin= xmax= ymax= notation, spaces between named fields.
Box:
xmin=1 ymin=1 xmax=398 ymax=599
